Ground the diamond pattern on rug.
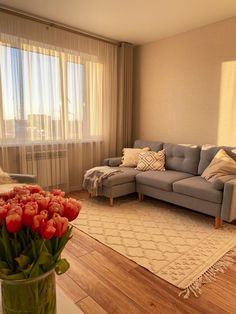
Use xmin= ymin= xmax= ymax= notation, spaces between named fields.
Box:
xmin=72 ymin=197 xmax=236 ymax=290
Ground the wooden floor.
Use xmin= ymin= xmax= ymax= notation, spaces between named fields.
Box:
xmin=57 ymin=191 xmax=236 ymax=314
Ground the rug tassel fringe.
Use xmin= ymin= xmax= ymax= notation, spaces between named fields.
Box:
xmin=179 ymin=246 xmax=236 ymax=298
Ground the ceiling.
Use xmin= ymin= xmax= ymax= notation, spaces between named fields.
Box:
xmin=1 ymin=0 xmax=236 ymax=45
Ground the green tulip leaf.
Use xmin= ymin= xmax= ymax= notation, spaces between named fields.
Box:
xmin=15 ymin=255 xmax=31 ymax=269
xmin=45 ymin=239 xmax=53 ymax=254
xmin=18 ymin=229 xmax=26 ymax=247
xmin=30 ymin=239 xmax=37 ymax=259
xmin=0 ymin=260 xmax=9 ymax=268
xmin=38 ymin=251 xmax=53 ymax=265
xmin=0 ymin=239 xmax=6 ymax=261
xmin=1 ymin=225 xmax=13 ymax=268
xmin=55 ymin=258 xmax=70 ymax=275
xmin=0 ymin=268 xmax=12 ymax=275
xmin=11 ymin=237 xmax=22 ymax=257
xmin=22 ymin=265 xmax=33 ymax=277
xmin=29 ymin=250 xmax=53 ymax=278
xmin=29 ymin=262 xmax=40 ymax=278
xmin=53 ymin=227 xmax=73 ymax=261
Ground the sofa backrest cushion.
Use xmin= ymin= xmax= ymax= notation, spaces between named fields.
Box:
xmin=164 ymin=143 xmax=201 ymax=175
xmin=198 ymin=145 xmax=236 ymax=175
xmin=133 ymin=140 xmax=163 ymax=152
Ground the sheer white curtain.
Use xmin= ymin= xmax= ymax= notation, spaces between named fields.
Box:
xmin=217 ymin=61 xmax=236 ymax=146
xmin=0 ymin=12 xmax=118 ymax=191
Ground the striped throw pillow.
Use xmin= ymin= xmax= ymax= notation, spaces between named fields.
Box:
xmin=136 ymin=150 xmax=165 ymax=171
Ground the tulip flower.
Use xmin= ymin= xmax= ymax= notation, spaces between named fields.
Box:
xmin=7 ymin=205 xmax=23 ymax=217
xmin=39 ymin=210 xmax=49 ymax=219
xmin=48 ymin=201 xmax=64 ymax=216
xmin=52 ymin=189 xmax=65 ymax=197
xmin=6 ymin=213 xmax=22 ymax=233
xmin=23 ymin=202 xmax=39 ymax=226
xmin=63 ymin=198 xmax=81 ymax=221
xmin=0 ymin=206 xmax=7 ymax=221
xmin=0 ymin=183 xmax=81 ymax=299
xmin=32 ymin=210 xmax=48 ymax=232
xmin=40 ymin=219 xmax=56 ymax=240
xmin=36 ymin=196 xmax=50 ymax=211
xmin=20 ymin=195 xmax=31 ymax=204
xmin=13 ymin=186 xmax=30 ymax=196
xmin=52 ymin=213 xmax=69 ymax=237
xmin=27 ymin=185 xmax=42 ymax=194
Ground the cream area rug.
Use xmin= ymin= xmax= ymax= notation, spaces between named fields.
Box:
xmin=72 ymin=196 xmax=236 ymax=297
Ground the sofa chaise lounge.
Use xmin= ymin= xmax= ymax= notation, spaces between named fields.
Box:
xmin=0 ymin=173 xmax=37 ymax=194
xmin=101 ymin=140 xmax=236 ymax=228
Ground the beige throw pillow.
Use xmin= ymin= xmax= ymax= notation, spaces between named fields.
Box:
xmin=136 ymin=150 xmax=165 ymax=171
xmin=201 ymin=149 xmax=236 ymax=182
xmin=0 ymin=167 xmax=15 ymax=184
xmin=120 ymin=147 xmax=150 ymax=167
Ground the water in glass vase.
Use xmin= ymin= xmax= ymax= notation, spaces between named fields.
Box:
xmin=1 ymin=269 xmax=56 ymax=314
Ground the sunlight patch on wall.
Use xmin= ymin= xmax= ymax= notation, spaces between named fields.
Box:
xmin=217 ymin=61 xmax=236 ymax=146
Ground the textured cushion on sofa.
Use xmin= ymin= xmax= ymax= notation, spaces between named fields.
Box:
xmin=121 ymin=147 xmax=150 ymax=167
xmin=198 ymin=145 xmax=236 ymax=175
xmin=164 ymin=143 xmax=201 ymax=175
xmin=134 ymin=140 xmax=163 ymax=152
xmin=136 ymin=150 xmax=165 ymax=171
xmin=173 ymin=176 xmax=222 ymax=204
xmin=136 ymin=170 xmax=193 ymax=192
xmin=102 ymin=167 xmax=140 ymax=187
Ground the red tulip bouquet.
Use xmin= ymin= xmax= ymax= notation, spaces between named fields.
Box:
xmin=0 ymin=185 xmax=81 ymax=314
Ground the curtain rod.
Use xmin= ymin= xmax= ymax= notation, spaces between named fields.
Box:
xmin=0 ymin=5 xmax=120 ymax=46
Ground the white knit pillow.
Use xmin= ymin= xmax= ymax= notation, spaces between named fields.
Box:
xmin=136 ymin=150 xmax=165 ymax=171
xmin=120 ymin=147 xmax=150 ymax=167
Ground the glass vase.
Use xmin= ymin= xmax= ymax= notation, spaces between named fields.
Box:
xmin=1 ymin=269 xmax=56 ymax=314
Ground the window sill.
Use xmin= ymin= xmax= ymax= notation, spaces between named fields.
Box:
xmin=0 ymin=138 xmax=103 ymax=147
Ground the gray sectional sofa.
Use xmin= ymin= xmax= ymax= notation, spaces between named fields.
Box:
xmin=102 ymin=140 xmax=236 ymax=227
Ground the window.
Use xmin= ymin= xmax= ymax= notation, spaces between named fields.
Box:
xmin=0 ymin=44 xmax=102 ymax=143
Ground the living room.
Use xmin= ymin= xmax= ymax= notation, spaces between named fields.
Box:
xmin=0 ymin=1 xmax=236 ymax=313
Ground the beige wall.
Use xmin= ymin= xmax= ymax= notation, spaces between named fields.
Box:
xmin=133 ymin=17 xmax=236 ymax=145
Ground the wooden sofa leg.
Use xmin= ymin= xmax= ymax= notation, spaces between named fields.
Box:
xmin=215 ymin=217 xmax=222 ymax=228
xmin=109 ymin=197 xmax=114 ymax=207
xmin=138 ymin=193 xmax=144 ymax=202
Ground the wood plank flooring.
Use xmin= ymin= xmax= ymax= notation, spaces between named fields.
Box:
xmin=57 ymin=191 xmax=236 ymax=314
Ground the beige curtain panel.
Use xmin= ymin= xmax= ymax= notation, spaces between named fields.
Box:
xmin=0 ymin=12 xmax=133 ymax=191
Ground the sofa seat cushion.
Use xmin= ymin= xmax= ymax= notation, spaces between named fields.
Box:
xmin=136 ymin=170 xmax=193 ymax=192
xmin=102 ymin=167 xmax=140 ymax=187
xmin=173 ymin=176 xmax=222 ymax=204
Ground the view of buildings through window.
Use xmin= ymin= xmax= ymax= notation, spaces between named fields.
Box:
xmin=0 ymin=45 xmax=86 ymax=142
